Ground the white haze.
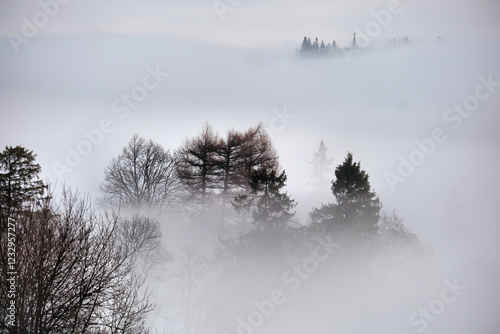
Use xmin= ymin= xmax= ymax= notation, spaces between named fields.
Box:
xmin=1 ymin=0 xmax=500 ymax=333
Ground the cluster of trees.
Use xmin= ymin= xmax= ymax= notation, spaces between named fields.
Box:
xmin=298 ymin=36 xmax=339 ymax=55
xmin=1 ymin=127 xmax=429 ymax=333
xmin=210 ymin=146 xmax=425 ymax=334
xmin=298 ymin=34 xmax=411 ymax=57
xmin=0 ymin=146 xmax=165 ymax=333
xmin=99 ymin=123 xmax=279 ymax=239
xmin=175 ymin=123 xmax=278 ymax=212
xmin=388 ymin=36 xmax=409 ymax=44
xmin=297 ymin=33 xmax=362 ymax=56
xmin=98 ymin=123 xmax=385 ymax=247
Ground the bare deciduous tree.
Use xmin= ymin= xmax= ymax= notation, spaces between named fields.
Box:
xmin=100 ymin=134 xmax=180 ymax=215
xmin=377 ymin=211 xmax=420 ymax=274
xmin=115 ymin=214 xmax=172 ymax=273
xmin=374 ymin=210 xmax=422 ymax=307
xmin=0 ymin=188 xmax=154 ymax=333
xmin=175 ymin=246 xmax=210 ymax=334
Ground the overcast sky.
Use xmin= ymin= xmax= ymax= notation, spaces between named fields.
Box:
xmin=1 ymin=0 xmax=499 ymax=45
xmin=1 ymin=0 xmax=500 ymax=241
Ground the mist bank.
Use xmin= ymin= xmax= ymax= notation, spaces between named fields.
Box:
xmin=2 ymin=33 xmax=499 ymax=246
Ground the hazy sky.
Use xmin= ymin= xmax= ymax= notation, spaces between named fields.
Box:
xmin=1 ymin=0 xmax=500 ymax=236
xmin=1 ymin=0 xmax=499 ymax=45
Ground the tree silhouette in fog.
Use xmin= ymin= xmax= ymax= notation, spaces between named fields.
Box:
xmin=298 ymin=35 xmax=339 ymax=55
xmin=310 ymin=152 xmax=381 ymax=242
xmin=176 ymin=123 xmax=224 ymax=213
xmin=233 ymin=168 xmax=296 ymax=231
xmin=309 ymin=140 xmax=333 ymax=190
xmin=216 ymin=168 xmax=297 ymax=321
xmin=176 ymin=123 xmax=279 ymax=233
xmin=1 ymin=187 xmax=153 ymax=332
xmin=100 ymin=134 xmax=180 ymax=215
xmin=0 ymin=146 xmax=47 ymax=218
xmin=0 ymin=138 xmax=439 ymax=333
xmin=238 ymin=124 xmax=279 ymax=193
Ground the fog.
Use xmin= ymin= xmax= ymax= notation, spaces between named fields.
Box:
xmin=1 ymin=0 xmax=500 ymax=332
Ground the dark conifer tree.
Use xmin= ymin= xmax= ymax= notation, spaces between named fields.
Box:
xmin=310 ymin=152 xmax=381 ymax=241
xmin=233 ymin=168 xmax=296 ymax=231
xmin=0 ymin=146 xmax=47 ymax=217
xmin=300 ymin=36 xmax=309 ymax=52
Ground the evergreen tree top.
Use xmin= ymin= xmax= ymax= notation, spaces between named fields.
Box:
xmin=0 ymin=145 xmax=47 ymax=214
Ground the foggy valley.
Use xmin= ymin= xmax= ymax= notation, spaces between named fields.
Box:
xmin=1 ymin=0 xmax=500 ymax=333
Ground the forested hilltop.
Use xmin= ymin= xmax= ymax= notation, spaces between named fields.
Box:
xmin=297 ymin=33 xmax=410 ymax=56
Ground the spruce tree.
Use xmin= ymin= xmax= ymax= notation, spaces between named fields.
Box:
xmin=300 ymin=36 xmax=309 ymax=52
xmin=309 ymin=140 xmax=333 ymax=190
xmin=310 ymin=152 xmax=381 ymax=241
xmin=0 ymin=146 xmax=47 ymax=216
xmin=233 ymin=168 xmax=296 ymax=231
